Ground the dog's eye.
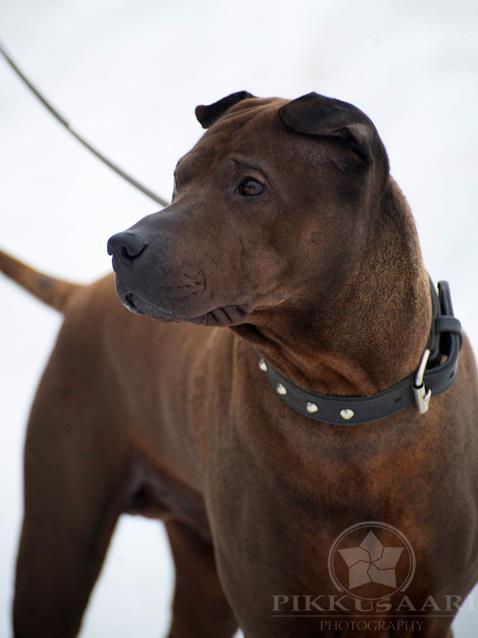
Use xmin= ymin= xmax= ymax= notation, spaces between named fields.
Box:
xmin=237 ymin=178 xmax=265 ymax=197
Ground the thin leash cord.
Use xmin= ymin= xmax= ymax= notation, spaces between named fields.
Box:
xmin=0 ymin=40 xmax=169 ymax=208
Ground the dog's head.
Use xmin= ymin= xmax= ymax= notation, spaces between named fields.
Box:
xmin=107 ymin=91 xmax=389 ymax=326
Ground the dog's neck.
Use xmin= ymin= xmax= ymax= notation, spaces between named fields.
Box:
xmin=233 ymin=178 xmax=432 ymax=396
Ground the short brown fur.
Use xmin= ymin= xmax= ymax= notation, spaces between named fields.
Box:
xmin=2 ymin=93 xmax=477 ymax=638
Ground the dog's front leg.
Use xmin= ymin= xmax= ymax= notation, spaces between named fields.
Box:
xmin=165 ymin=519 xmax=238 ymax=638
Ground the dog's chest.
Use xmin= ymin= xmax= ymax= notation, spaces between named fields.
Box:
xmin=124 ymin=456 xmax=212 ymax=541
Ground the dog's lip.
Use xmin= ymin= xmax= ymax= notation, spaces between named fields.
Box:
xmin=123 ymin=292 xmax=144 ymax=315
xmin=188 ymin=304 xmax=253 ymax=326
xmin=121 ymin=291 xmax=252 ymax=325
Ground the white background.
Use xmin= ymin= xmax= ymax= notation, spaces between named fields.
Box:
xmin=1 ymin=1 xmax=477 ymax=636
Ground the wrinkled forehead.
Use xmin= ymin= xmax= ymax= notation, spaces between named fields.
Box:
xmin=176 ymin=98 xmax=293 ymax=177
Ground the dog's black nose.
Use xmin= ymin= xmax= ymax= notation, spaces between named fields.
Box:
xmin=107 ymin=232 xmax=148 ymax=262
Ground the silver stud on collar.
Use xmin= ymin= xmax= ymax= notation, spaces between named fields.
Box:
xmin=258 ymin=358 xmax=268 ymax=372
xmin=306 ymin=401 xmax=318 ymax=414
xmin=276 ymin=383 xmax=287 ymax=395
xmin=340 ymin=408 xmax=355 ymax=421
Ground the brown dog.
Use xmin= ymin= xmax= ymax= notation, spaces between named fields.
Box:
xmin=2 ymin=92 xmax=478 ymax=638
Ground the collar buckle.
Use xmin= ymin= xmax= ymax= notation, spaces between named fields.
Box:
xmin=258 ymin=279 xmax=461 ymax=425
xmin=413 ymin=348 xmax=432 ymax=414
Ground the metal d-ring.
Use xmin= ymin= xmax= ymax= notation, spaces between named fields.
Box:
xmin=413 ymin=348 xmax=432 ymax=414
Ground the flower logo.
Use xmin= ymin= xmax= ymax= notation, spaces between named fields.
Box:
xmin=328 ymin=522 xmax=416 ymax=601
xmin=338 ymin=530 xmax=403 ymax=589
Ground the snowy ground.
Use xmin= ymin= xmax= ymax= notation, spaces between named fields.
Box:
xmin=1 ymin=1 xmax=477 ymax=636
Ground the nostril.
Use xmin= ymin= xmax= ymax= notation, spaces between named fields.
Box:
xmin=122 ymin=242 xmax=147 ymax=261
xmin=107 ymin=231 xmax=148 ymax=262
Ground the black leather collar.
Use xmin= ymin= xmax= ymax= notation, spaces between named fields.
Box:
xmin=258 ymin=280 xmax=463 ymax=426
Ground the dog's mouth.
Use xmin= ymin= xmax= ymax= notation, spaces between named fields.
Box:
xmin=121 ymin=292 xmax=252 ymax=327
xmin=123 ymin=292 xmax=143 ymax=315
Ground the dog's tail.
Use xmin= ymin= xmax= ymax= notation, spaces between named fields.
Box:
xmin=0 ymin=249 xmax=83 ymax=312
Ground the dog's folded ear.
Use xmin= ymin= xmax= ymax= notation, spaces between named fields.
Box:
xmin=279 ymin=92 xmax=376 ymax=164
xmin=195 ymin=91 xmax=255 ymax=129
